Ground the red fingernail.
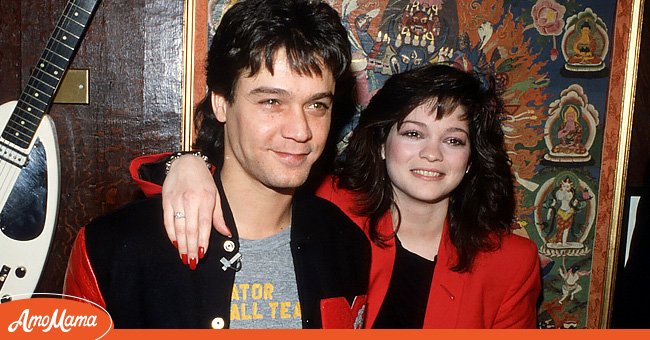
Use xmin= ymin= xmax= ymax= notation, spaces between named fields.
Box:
xmin=198 ymin=247 xmax=205 ymax=259
xmin=181 ymin=253 xmax=188 ymax=265
xmin=172 ymin=241 xmax=178 ymax=249
xmin=189 ymin=257 xmax=197 ymax=270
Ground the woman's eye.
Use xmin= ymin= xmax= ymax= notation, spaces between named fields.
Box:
xmin=446 ymin=138 xmax=466 ymax=146
xmin=401 ymin=130 xmax=421 ymax=138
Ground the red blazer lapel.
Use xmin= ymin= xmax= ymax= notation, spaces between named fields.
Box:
xmin=423 ymin=219 xmax=466 ymax=328
xmin=365 ymin=212 xmax=395 ymax=328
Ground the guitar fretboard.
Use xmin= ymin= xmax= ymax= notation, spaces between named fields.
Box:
xmin=2 ymin=0 xmax=100 ymax=150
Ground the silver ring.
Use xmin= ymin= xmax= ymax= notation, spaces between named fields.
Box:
xmin=174 ymin=211 xmax=186 ymax=219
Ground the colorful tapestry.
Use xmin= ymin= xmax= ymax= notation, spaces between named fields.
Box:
xmin=206 ymin=0 xmax=617 ymax=329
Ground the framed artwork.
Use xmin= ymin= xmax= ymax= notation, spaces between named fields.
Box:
xmin=181 ymin=0 xmax=644 ymax=328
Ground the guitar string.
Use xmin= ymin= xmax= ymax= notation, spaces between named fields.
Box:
xmin=0 ymin=161 xmax=20 ymax=210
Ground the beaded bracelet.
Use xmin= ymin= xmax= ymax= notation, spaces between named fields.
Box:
xmin=165 ymin=151 xmax=212 ymax=175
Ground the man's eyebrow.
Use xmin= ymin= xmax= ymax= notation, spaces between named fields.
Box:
xmin=309 ymin=92 xmax=334 ymax=101
xmin=248 ymin=87 xmax=289 ymax=96
xmin=248 ymin=87 xmax=334 ymax=101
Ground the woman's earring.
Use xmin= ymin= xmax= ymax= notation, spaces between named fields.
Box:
xmin=380 ymin=146 xmax=386 ymax=160
xmin=465 ymin=165 xmax=471 ymax=174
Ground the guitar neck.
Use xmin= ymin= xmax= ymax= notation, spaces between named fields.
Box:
xmin=1 ymin=0 xmax=101 ymax=150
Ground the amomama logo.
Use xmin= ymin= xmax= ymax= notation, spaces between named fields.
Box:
xmin=0 ymin=293 xmax=112 ymax=339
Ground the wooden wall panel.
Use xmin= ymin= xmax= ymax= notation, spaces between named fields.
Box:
xmin=1 ymin=0 xmax=184 ymax=295
xmin=0 ymin=0 xmax=22 ymax=104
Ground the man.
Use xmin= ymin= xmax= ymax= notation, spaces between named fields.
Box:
xmin=64 ymin=0 xmax=370 ymax=329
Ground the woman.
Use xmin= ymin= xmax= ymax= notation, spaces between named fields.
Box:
xmin=132 ymin=64 xmax=541 ymax=328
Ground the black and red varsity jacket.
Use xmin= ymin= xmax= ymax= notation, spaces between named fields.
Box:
xmin=64 ymin=174 xmax=370 ymax=329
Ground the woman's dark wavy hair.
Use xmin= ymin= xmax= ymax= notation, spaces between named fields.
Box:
xmin=192 ymin=0 xmax=352 ymax=164
xmin=336 ymin=64 xmax=515 ymax=272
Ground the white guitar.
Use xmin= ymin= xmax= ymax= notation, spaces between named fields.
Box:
xmin=0 ymin=0 xmax=101 ymax=302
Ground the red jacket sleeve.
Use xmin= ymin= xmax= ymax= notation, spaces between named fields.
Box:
xmin=129 ymin=153 xmax=171 ymax=197
xmin=492 ymin=237 xmax=541 ymax=328
xmin=63 ymin=228 xmax=106 ymax=308
xmin=129 ymin=152 xmax=218 ymax=197
xmin=315 ymin=175 xmax=336 ymax=201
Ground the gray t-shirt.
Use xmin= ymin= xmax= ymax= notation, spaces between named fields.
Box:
xmin=229 ymin=226 xmax=302 ymax=329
